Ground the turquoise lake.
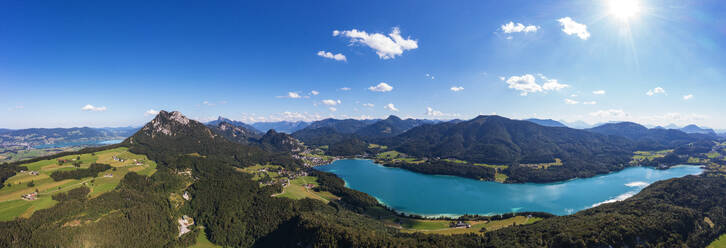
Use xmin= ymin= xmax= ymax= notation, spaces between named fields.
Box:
xmin=315 ymin=159 xmax=703 ymax=216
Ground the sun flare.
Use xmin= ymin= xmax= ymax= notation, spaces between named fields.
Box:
xmin=608 ymin=0 xmax=641 ymax=21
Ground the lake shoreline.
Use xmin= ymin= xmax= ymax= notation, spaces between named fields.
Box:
xmin=316 ymin=159 xmax=704 ymax=217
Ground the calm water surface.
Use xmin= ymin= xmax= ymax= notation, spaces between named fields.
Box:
xmin=316 ymin=159 xmax=703 ymax=216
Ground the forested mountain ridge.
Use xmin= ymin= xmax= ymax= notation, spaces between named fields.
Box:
xmin=206 ymin=116 xmax=263 ymax=135
xmin=587 ymin=122 xmax=710 ymax=150
xmin=207 ymin=121 xmax=263 ymax=145
xmin=354 ymin=115 xmax=436 ymax=139
xmin=384 ymin=115 xmax=632 ymax=164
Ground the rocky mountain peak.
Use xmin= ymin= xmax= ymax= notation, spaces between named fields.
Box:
xmin=140 ymin=110 xmax=197 ymax=137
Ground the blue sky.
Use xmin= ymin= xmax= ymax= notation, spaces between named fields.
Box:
xmin=1 ymin=0 xmax=725 ymax=129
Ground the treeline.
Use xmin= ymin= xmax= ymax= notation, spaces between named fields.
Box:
xmin=49 ymin=163 xmax=111 ymax=181
xmin=310 ymin=170 xmax=380 ymax=212
xmin=0 ymin=164 xmax=26 ymax=189
xmin=382 ymin=160 xmax=497 ymax=181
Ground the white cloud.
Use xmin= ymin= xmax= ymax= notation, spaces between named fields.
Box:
xmin=450 ymin=86 xmax=464 ymax=92
xmin=583 ymin=101 xmax=597 ymax=105
xmin=501 ymin=21 xmax=539 ymax=33
xmin=540 ymin=75 xmax=570 ymax=91
xmin=316 ymin=50 xmax=347 ymax=61
xmin=144 ymin=109 xmax=159 ymax=116
xmin=368 ymin=82 xmax=393 ymax=92
xmin=81 ymin=104 xmax=107 ymax=112
xmin=558 ymin=17 xmax=590 ymax=40
xmin=340 ymin=87 xmax=351 ymax=91
xmin=593 ymin=90 xmax=606 ymax=95
xmin=425 ymin=73 xmax=435 ymax=80
xmin=202 ymin=101 xmax=215 ymax=106
xmin=565 ymin=99 xmax=579 ymax=104
xmin=426 ymin=107 xmax=444 ymax=117
xmin=646 ymin=87 xmax=666 ymax=96
xmin=683 ymin=94 xmax=693 ymax=100
xmin=589 ymin=109 xmax=629 ymax=119
xmin=362 ymin=103 xmax=374 ymax=108
xmin=384 ymin=103 xmax=399 ymax=112
xmin=333 ymin=27 xmax=418 ymax=59
xmin=503 ymin=74 xmax=569 ymax=96
xmin=321 ymin=99 xmax=341 ymax=106
xmin=310 ymin=90 xmax=319 ymax=96
xmin=328 ymin=107 xmax=337 ymax=112
xmin=277 ymin=92 xmax=302 ymax=99
xmin=505 ymin=74 xmax=541 ymax=96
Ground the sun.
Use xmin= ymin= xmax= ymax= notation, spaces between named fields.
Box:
xmin=608 ymin=0 xmax=641 ymax=21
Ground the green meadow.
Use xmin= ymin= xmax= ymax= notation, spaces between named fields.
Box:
xmin=0 ymin=147 xmax=156 ymax=221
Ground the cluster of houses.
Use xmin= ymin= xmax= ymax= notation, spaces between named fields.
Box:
xmin=449 ymin=221 xmax=472 ymax=229
xmin=182 ymin=191 xmax=191 ymax=201
xmin=104 ymin=174 xmax=113 ymax=178
xmin=292 ymin=150 xmax=336 ymax=167
xmin=177 ymin=168 xmax=192 ymax=177
xmin=18 ymin=170 xmax=39 ymax=176
xmin=112 ymin=156 xmax=128 ymax=163
xmin=21 ymin=192 xmax=38 ymax=201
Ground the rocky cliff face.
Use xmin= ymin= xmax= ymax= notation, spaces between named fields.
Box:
xmin=127 ymin=110 xmax=217 ymax=144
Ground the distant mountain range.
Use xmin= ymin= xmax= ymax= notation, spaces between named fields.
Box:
xmin=207 ymin=117 xmax=263 ymax=134
xmin=0 ymin=126 xmax=139 ymax=148
xmin=523 ymin=118 xmax=567 ymax=128
xmin=251 ymin=121 xmax=310 ymax=133
xmin=206 ymin=119 xmax=303 ymax=153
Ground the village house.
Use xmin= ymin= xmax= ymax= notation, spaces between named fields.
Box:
xmin=22 ymin=192 xmax=38 ymax=201
xmin=178 ymin=215 xmax=195 ymax=237
xmin=28 ymin=171 xmax=39 ymax=176
xmin=182 ymin=191 xmax=191 ymax=201
xmin=450 ymin=221 xmax=471 ymax=229
xmin=104 ymin=174 xmax=113 ymax=178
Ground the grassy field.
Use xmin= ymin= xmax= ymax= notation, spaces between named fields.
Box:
xmin=706 ymin=151 xmax=721 ymax=159
xmin=190 ymin=227 xmax=221 ymax=248
xmin=393 ymin=215 xmax=542 ymax=235
xmin=632 ymin=150 xmax=673 ymax=162
xmin=237 ymin=164 xmax=285 ymax=182
xmin=474 ymin=163 xmax=509 ymax=170
xmin=376 ymin=150 xmax=403 ymax=159
xmin=275 ymin=176 xmax=339 ymax=203
xmin=520 ymin=158 xmax=563 ymax=170
xmin=443 ymin=158 xmax=468 ymax=164
xmin=0 ymin=147 xmax=156 ymax=221
xmin=368 ymin=143 xmax=388 ymax=150
xmin=708 ymin=234 xmax=726 ymax=248
xmin=494 ymin=173 xmax=508 ymax=183
xmin=376 ymin=151 xmax=426 ymax=164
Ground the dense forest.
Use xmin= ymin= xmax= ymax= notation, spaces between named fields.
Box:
xmin=382 ymin=160 xmax=497 ymax=181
